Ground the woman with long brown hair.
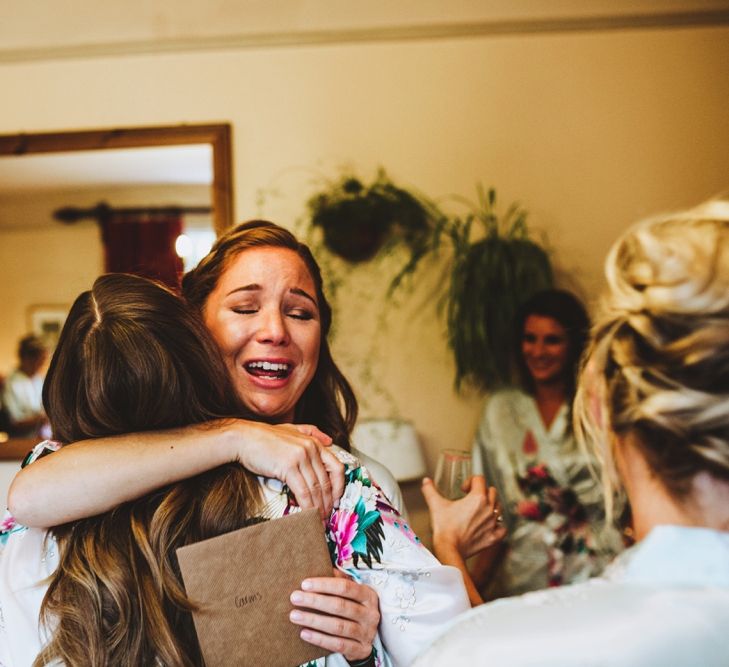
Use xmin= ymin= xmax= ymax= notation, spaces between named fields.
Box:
xmin=10 ymin=221 xmax=401 ymax=525
xmin=5 ymin=221 xmax=470 ymax=666
xmin=469 ymin=289 xmax=620 ymax=598
xmin=2 ymin=273 xmax=263 ymax=666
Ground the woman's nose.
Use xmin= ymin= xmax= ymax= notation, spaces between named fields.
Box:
xmin=530 ymin=340 xmax=546 ymax=356
xmin=256 ymin=309 xmax=289 ymax=345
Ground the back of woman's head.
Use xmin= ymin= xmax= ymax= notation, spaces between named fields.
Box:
xmin=18 ymin=333 xmax=46 ymax=362
xmin=182 ymin=219 xmax=357 ymax=448
xmin=44 ymin=273 xmax=244 ymax=442
xmin=515 ymin=288 xmax=590 ymax=398
xmin=37 ymin=273 xmax=259 ymax=667
xmin=575 ymin=204 xmax=729 ymax=509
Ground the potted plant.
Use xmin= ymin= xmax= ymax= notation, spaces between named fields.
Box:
xmin=307 ymin=169 xmax=433 ymax=263
xmin=391 ymin=187 xmax=553 ymax=390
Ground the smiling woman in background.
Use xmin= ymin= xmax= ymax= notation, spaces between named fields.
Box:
xmin=468 ymin=289 xmax=622 ymax=598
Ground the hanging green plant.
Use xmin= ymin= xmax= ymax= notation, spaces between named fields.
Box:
xmin=307 ymin=169 xmax=433 ymax=263
xmin=391 ymin=186 xmax=553 ymax=390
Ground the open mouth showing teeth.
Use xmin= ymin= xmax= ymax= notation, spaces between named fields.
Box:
xmin=244 ymin=361 xmax=292 ymax=380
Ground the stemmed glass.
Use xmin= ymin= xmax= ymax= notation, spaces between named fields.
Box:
xmin=434 ymin=449 xmax=472 ymax=500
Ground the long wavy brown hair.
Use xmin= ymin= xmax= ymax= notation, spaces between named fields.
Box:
xmin=35 ymin=273 xmax=261 ymax=667
xmin=182 ymin=219 xmax=358 ymax=449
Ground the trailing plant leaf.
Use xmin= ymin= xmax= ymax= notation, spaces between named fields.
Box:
xmin=390 ymin=187 xmax=553 ymax=390
xmin=305 ymin=173 xmax=552 ymax=392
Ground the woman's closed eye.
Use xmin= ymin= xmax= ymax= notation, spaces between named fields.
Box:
xmin=230 ymin=304 xmax=316 ymax=320
xmin=287 ymin=308 xmax=316 ymax=321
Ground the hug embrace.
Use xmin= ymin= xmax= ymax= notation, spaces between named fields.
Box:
xmin=1 ymin=221 xmax=470 ymax=667
xmin=4 ymin=202 xmax=729 ymax=666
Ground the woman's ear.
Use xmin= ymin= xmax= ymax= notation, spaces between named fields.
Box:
xmin=613 ymin=432 xmax=658 ymax=505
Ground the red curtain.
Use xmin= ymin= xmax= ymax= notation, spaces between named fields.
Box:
xmin=100 ymin=212 xmax=184 ymax=290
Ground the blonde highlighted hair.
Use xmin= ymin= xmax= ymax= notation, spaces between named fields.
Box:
xmin=575 ymin=200 xmax=729 ymax=518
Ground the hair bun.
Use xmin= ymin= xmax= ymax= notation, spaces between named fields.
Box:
xmin=607 ymin=215 xmax=729 ymax=317
xmin=577 ymin=202 xmax=729 ymax=507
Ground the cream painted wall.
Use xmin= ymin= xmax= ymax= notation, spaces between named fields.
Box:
xmin=1 ymin=25 xmax=728 ymax=534
xmin=0 ymin=224 xmax=101 ymax=373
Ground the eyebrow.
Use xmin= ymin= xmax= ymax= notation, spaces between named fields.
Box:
xmin=226 ymin=284 xmax=260 ymax=296
xmin=226 ymin=284 xmax=318 ymax=307
xmin=290 ymin=287 xmax=318 ymax=306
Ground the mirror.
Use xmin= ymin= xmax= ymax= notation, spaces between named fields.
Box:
xmin=0 ymin=124 xmax=233 ymax=460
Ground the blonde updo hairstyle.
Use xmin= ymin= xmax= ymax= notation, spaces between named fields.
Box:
xmin=575 ymin=201 xmax=729 ymax=518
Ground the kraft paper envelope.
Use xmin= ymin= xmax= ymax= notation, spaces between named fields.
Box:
xmin=176 ymin=508 xmax=333 ymax=667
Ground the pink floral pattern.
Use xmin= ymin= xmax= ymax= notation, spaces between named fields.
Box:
xmin=0 ymin=514 xmax=16 ymax=533
xmin=282 ymin=452 xmax=420 ymax=570
xmin=522 ymin=430 xmax=538 ymax=455
xmin=515 ymin=462 xmax=598 ymax=587
xmin=329 ymin=509 xmax=359 ymax=566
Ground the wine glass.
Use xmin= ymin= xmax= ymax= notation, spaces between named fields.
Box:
xmin=434 ymin=449 xmax=472 ymax=500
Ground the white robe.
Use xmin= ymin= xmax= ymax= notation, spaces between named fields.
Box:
xmin=0 ymin=444 xmax=467 ymax=667
xmin=413 ymin=525 xmax=729 ymax=666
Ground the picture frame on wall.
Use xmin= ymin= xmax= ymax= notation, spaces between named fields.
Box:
xmin=27 ymin=304 xmax=69 ymax=349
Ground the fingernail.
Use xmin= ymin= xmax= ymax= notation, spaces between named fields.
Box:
xmin=301 ymin=579 xmax=313 ymax=591
xmin=290 ymin=610 xmax=303 ymax=622
xmin=300 ymin=629 xmax=312 ymax=641
xmin=291 ymin=591 xmax=304 ymax=603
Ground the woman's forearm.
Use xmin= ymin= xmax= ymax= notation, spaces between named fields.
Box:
xmin=468 ymin=542 xmax=507 ymax=594
xmin=432 ymin=540 xmax=484 ymax=606
xmin=8 ymin=419 xmax=343 ymax=528
xmin=8 ymin=422 xmax=240 ymax=527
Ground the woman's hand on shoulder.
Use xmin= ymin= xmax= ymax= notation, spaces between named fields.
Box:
xmin=289 ymin=569 xmax=379 ymax=663
xmin=227 ymin=420 xmax=344 ymax=519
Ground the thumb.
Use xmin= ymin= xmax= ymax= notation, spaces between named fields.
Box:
xmin=468 ymin=474 xmax=487 ymax=495
xmin=293 ymin=423 xmax=333 ymax=446
xmin=420 ymin=477 xmax=441 ymax=508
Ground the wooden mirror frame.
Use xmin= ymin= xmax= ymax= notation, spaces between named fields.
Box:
xmin=0 ymin=123 xmax=234 ymax=461
xmin=0 ymin=122 xmax=234 ymax=234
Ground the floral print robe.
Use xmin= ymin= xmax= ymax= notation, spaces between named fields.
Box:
xmin=1 ymin=442 xmax=469 ymax=667
xmin=472 ymin=389 xmax=623 ymax=597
